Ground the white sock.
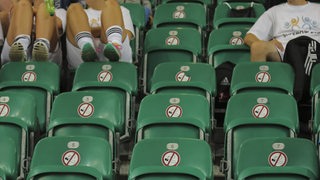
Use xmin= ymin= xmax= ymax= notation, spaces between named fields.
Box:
xmin=75 ymin=31 xmax=94 ymax=49
xmin=34 ymin=38 xmax=50 ymax=50
xmin=14 ymin=34 xmax=31 ymax=51
xmin=106 ymin=26 xmax=123 ymax=45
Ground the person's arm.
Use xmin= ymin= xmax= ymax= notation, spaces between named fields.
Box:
xmin=244 ymin=33 xmax=260 ymax=47
xmin=244 ymin=32 xmax=284 ymax=52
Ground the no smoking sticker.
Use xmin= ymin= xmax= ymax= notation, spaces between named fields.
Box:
xmin=255 ymin=71 xmax=271 ymax=83
xmin=77 ymin=102 xmax=94 ymax=118
xmin=165 ymin=104 xmax=183 ymax=118
xmin=175 ymin=71 xmax=191 ymax=82
xmin=252 ymin=104 xmax=269 ymax=118
xmin=173 ymin=10 xmax=186 ymax=19
xmin=62 ymin=150 xmax=81 ymax=166
xmin=161 ymin=151 xmax=181 ymax=166
xmin=166 ymin=36 xmax=180 ymax=46
xmin=268 ymin=151 xmax=288 ymax=167
xmin=229 ymin=37 xmax=244 ymax=45
xmin=21 ymin=71 xmax=37 ymax=82
xmin=0 ymin=104 xmax=10 ymax=117
xmin=97 ymin=71 xmax=113 ymax=82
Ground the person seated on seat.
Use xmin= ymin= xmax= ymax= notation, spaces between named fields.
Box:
xmin=0 ymin=0 xmax=66 ymax=66
xmin=244 ymin=0 xmax=320 ymax=62
xmin=0 ymin=0 xmax=13 ymax=52
xmin=66 ymin=0 xmax=134 ymax=70
xmin=244 ymin=0 xmax=320 ymax=102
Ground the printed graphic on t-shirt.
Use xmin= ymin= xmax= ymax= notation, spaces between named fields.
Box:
xmin=282 ymin=16 xmax=320 ymax=38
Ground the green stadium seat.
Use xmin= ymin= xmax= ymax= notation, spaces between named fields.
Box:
xmin=153 ymin=3 xmax=208 ymax=49
xmin=72 ymin=62 xmax=138 ymax=140
xmin=0 ymin=61 xmax=60 ymax=133
xmin=136 ymin=93 xmax=212 ymax=141
xmin=48 ymin=92 xmax=119 ymax=134
xmin=150 ymin=62 xmax=216 ymax=119
xmin=310 ymin=63 xmax=320 ymax=161
xmin=27 ymin=136 xmax=113 ymax=180
xmin=150 ymin=62 xmax=216 ymax=99
xmin=222 ymin=92 xmax=299 ymax=180
xmin=0 ymin=92 xmax=37 ymax=180
xmin=142 ymin=27 xmax=202 ymax=94
xmin=47 ymin=91 xmax=120 ymax=163
xmin=159 ymin=0 xmax=212 ymax=10
xmin=236 ymin=137 xmax=319 ymax=179
xmin=128 ymin=138 xmax=213 ymax=180
xmin=230 ymin=62 xmax=295 ymax=95
xmin=153 ymin=3 xmax=207 ymax=33
xmin=217 ymin=0 xmax=265 ymax=4
xmin=213 ymin=2 xmax=265 ymax=29
xmin=207 ymin=27 xmax=250 ymax=68
xmin=310 ymin=64 xmax=320 ymax=152
xmin=121 ymin=3 xmax=146 ymax=64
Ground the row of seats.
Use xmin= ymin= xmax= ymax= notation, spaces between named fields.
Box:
xmin=221 ymin=62 xmax=320 ymax=179
xmin=0 ymin=61 xmax=138 ymax=179
xmin=1 ymin=58 xmax=320 ymax=179
xmin=1 ymin=0 xmax=320 ymax=179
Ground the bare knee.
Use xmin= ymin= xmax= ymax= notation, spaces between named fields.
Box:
xmin=67 ymin=3 xmax=84 ymax=14
xmin=16 ymin=0 xmax=32 ymax=8
xmin=250 ymin=41 xmax=269 ymax=62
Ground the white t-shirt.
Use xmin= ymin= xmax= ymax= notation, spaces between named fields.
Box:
xmin=248 ymin=2 xmax=320 ymax=59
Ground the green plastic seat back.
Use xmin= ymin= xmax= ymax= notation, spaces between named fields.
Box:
xmin=153 ymin=3 xmax=206 ymax=32
xmin=0 ymin=61 xmax=60 ymax=132
xmin=121 ymin=3 xmax=145 ymax=62
xmin=160 ymin=0 xmax=212 ymax=7
xmin=150 ymin=62 xmax=216 ymax=97
xmin=33 ymin=174 xmax=96 ymax=180
xmin=135 ymin=175 xmax=198 ymax=180
xmin=310 ymin=64 xmax=320 ymax=134
xmin=72 ymin=62 xmax=138 ymax=94
xmin=224 ymin=92 xmax=299 ymax=134
xmin=128 ymin=138 xmax=213 ymax=180
xmin=213 ymin=2 xmax=265 ymax=29
xmin=27 ymin=136 xmax=113 ymax=180
xmin=0 ymin=129 xmax=21 ymax=179
xmin=230 ymin=62 xmax=295 ymax=95
xmin=0 ymin=92 xmax=37 ymax=179
xmin=0 ymin=92 xmax=37 ymax=131
xmin=310 ymin=63 xmax=320 ymax=96
xmin=3 ymin=88 xmax=46 ymax=131
xmin=49 ymin=91 xmax=122 ymax=135
xmin=217 ymin=0 xmax=265 ymax=4
xmin=72 ymin=62 xmax=137 ymax=137
xmin=236 ymin=137 xmax=319 ymax=180
xmin=143 ymin=27 xmax=202 ymax=94
xmin=224 ymin=92 xmax=299 ymax=179
xmin=207 ymin=27 xmax=250 ymax=67
xmin=136 ymin=94 xmax=211 ymax=140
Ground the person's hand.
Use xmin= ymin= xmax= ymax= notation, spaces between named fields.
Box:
xmin=270 ymin=38 xmax=284 ymax=52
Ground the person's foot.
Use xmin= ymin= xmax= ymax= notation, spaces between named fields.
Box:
xmin=9 ymin=42 xmax=27 ymax=61
xmin=32 ymin=41 xmax=49 ymax=61
xmin=81 ymin=43 xmax=97 ymax=62
xmin=103 ymin=42 xmax=122 ymax=61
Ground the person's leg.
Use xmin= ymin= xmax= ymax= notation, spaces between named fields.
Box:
xmin=6 ymin=0 xmax=33 ymax=61
xmin=32 ymin=3 xmax=58 ymax=61
xmin=0 ymin=11 xmax=10 ymax=39
xmin=100 ymin=0 xmax=126 ymax=61
xmin=66 ymin=3 xmax=97 ymax=62
xmin=250 ymin=40 xmax=282 ymax=62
